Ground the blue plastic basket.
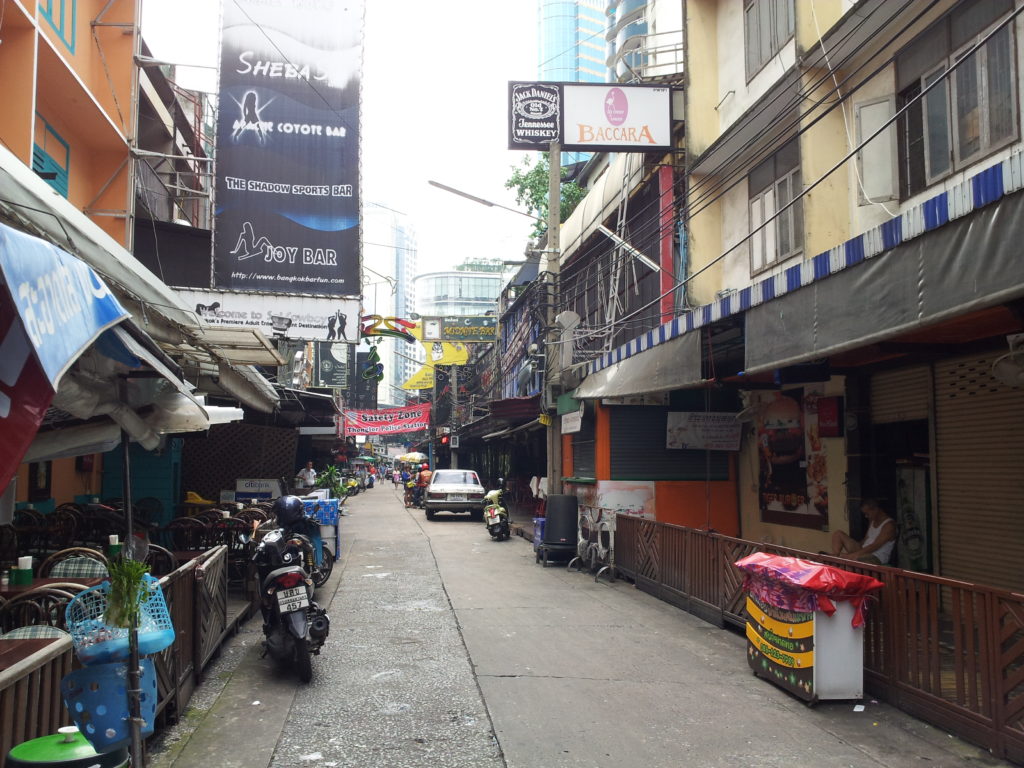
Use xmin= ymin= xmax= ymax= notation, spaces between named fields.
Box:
xmin=61 ymin=658 xmax=156 ymax=753
xmin=303 ymin=498 xmax=340 ymax=525
xmin=65 ymin=574 xmax=175 ymax=665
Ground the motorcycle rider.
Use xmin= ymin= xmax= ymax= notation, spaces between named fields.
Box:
xmin=413 ymin=462 xmax=432 ymax=507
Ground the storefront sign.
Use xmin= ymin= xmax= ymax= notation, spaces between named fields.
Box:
xmin=666 ymin=412 xmax=742 ymax=451
xmin=509 ymin=82 xmax=671 ymax=152
xmin=214 ymin=0 xmax=362 ymax=295
xmin=314 ymin=342 xmax=353 ymax=389
xmin=343 ymin=403 xmax=430 ymax=435
xmin=602 ymin=393 xmax=668 ymax=406
xmin=422 ymin=315 xmax=497 ymax=342
xmin=235 ymin=478 xmax=283 ymax=500
xmin=561 ymin=406 xmax=583 ymax=434
xmin=177 ymin=289 xmax=359 ymax=342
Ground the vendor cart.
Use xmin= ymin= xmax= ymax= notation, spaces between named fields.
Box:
xmin=735 ymin=553 xmax=883 ymax=703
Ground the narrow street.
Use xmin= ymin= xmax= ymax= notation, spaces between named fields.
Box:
xmin=149 ymin=487 xmax=1007 ymax=768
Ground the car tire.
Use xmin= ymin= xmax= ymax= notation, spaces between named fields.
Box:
xmin=425 ymin=509 xmax=436 ymax=521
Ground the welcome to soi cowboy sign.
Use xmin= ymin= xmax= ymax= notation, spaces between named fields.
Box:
xmin=343 ymin=403 xmax=430 ymax=435
xmin=508 ymin=82 xmax=671 ymax=152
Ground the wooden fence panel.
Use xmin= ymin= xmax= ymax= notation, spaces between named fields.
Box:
xmin=195 ymin=547 xmax=228 ymax=672
xmin=0 ymin=638 xmax=73 ymax=768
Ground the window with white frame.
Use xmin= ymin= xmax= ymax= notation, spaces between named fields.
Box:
xmin=744 ymin=0 xmax=794 ymax=80
xmin=749 ymin=140 xmax=802 ymax=274
xmin=896 ymin=0 xmax=1017 ymax=199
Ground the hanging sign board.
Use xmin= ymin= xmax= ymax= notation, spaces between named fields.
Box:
xmin=666 ymin=412 xmax=742 ymax=451
xmin=561 ymin=405 xmax=583 ymax=435
xmin=343 ymin=403 xmax=431 ymax=435
xmin=421 ymin=316 xmax=497 ymax=342
xmin=509 ymin=82 xmax=672 ymax=152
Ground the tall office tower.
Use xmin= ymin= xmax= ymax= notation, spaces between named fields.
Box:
xmin=363 ymin=205 xmax=418 ymax=406
xmin=537 ymin=0 xmax=607 ymax=171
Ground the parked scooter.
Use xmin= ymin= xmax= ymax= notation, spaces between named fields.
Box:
xmin=250 ymin=496 xmax=331 ymax=682
xmin=483 ymin=479 xmax=510 ymax=541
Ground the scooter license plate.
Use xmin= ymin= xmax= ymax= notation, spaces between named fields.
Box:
xmin=276 ymin=586 xmax=309 ymax=612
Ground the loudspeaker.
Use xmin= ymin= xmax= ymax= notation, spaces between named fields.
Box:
xmin=543 ymin=494 xmax=578 ymax=545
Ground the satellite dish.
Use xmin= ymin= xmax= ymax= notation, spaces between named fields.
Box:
xmin=991 ymin=352 xmax=1024 ymax=387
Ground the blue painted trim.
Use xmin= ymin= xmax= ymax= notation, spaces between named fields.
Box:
xmin=923 ymin=193 xmax=949 ymax=230
xmin=571 ymin=151 xmax=1022 ymax=387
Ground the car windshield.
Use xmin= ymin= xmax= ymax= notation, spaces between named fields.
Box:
xmin=432 ymin=470 xmax=480 ymax=486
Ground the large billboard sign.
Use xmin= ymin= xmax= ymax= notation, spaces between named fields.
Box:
xmin=509 ymin=82 xmax=672 ymax=152
xmin=215 ymin=0 xmax=362 ymax=295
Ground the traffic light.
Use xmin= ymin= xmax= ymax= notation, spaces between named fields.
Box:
xmin=440 ymin=435 xmax=449 ymax=445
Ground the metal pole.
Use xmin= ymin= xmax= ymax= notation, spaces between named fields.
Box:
xmin=450 ymin=364 xmax=459 ymax=469
xmin=119 ymin=425 xmax=144 ymax=768
xmin=545 ymin=141 xmax=562 ymax=497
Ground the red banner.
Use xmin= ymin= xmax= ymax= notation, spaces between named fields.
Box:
xmin=0 ymin=297 xmax=55 ymax=491
xmin=342 ymin=403 xmax=430 ymax=435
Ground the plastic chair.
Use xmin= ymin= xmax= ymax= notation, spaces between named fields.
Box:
xmin=39 ymin=547 xmax=109 ymax=578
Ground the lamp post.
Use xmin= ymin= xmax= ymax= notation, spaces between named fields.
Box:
xmin=429 ymin=141 xmax=563 ymax=495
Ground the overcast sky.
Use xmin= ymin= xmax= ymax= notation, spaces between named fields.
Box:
xmin=140 ymin=0 xmax=539 ymax=275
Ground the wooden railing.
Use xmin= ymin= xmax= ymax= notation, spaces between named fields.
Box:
xmin=614 ymin=514 xmax=1024 ymax=764
xmin=0 ymin=637 xmax=74 ymax=768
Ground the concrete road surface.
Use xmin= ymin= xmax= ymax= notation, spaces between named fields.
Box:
xmin=148 ymin=485 xmax=1008 ymax=768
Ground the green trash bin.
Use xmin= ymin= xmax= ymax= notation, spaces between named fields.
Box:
xmin=6 ymin=726 xmax=128 ymax=768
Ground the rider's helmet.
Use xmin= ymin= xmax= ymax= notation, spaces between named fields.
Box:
xmin=272 ymin=495 xmax=306 ymax=528
xmin=421 ymin=463 xmax=429 ymax=470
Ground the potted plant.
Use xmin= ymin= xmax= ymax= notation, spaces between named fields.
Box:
xmin=104 ymin=558 xmax=151 ymax=629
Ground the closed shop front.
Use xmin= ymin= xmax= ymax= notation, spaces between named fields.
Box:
xmin=934 ymin=352 xmax=1024 ymax=593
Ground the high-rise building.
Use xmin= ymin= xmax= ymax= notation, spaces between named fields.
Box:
xmin=415 ymin=260 xmax=504 ymax=317
xmin=363 ymin=205 xmax=418 ymax=405
xmin=537 ymin=0 xmax=607 ymax=170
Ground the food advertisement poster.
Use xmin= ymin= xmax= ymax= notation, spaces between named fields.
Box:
xmin=214 ymin=0 xmax=362 ymax=295
xmin=756 ymin=388 xmax=828 ymax=529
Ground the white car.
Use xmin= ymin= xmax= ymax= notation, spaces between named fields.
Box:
xmin=423 ymin=469 xmax=486 ymax=520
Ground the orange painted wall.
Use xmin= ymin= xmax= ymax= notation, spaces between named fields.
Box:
xmin=0 ymin=20 xmax=37 ymax=162
xmin=652 ymin=475 xmax=739 ymax=536
xmin=595 ymin=402 xmax=611 ymax=480
xmin=14 ymin=456 xmax=104 ymax=505
xmin=561 ymin=434 xmax=572 ymax=479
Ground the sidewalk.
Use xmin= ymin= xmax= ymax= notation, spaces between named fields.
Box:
xmin=148 ymin=487 xmax=1010 ymax=768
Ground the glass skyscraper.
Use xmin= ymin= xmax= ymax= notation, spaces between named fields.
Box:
xmin=538 ymin=0 xmax=607 ymax=170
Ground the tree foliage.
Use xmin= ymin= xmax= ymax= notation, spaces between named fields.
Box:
xmin=504 ymin=153 xmax=586 ymax=239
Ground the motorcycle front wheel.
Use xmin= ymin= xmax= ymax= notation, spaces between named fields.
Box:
xmin=313 ymin=542 xmax=334 ymax=587
xmin=295 ymin=637 xmax=313 ymax=683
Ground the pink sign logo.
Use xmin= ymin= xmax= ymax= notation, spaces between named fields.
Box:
xmin=604 ymin=88 xmax=628 ymax=126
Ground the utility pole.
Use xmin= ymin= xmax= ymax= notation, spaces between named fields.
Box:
xmin=450 ymin=363 xmax=459 ymax=469
xmin=545 ymin=141 xmax=562 ymax=497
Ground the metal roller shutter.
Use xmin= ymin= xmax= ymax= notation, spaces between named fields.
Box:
xmin=609 ymin=407 xmax=729 ymax=481
xmin=871 ymin=366 xmax=931 ymax=423
xmin=934 ymin=352 xmax=1024 ymax=592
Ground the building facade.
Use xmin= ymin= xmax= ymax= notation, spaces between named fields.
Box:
xmin=415 ymin=264 xmax=503 ymax=317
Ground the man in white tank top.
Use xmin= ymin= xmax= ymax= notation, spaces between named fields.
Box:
xmin=830 ymin=499 xmax=897 ymax=565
